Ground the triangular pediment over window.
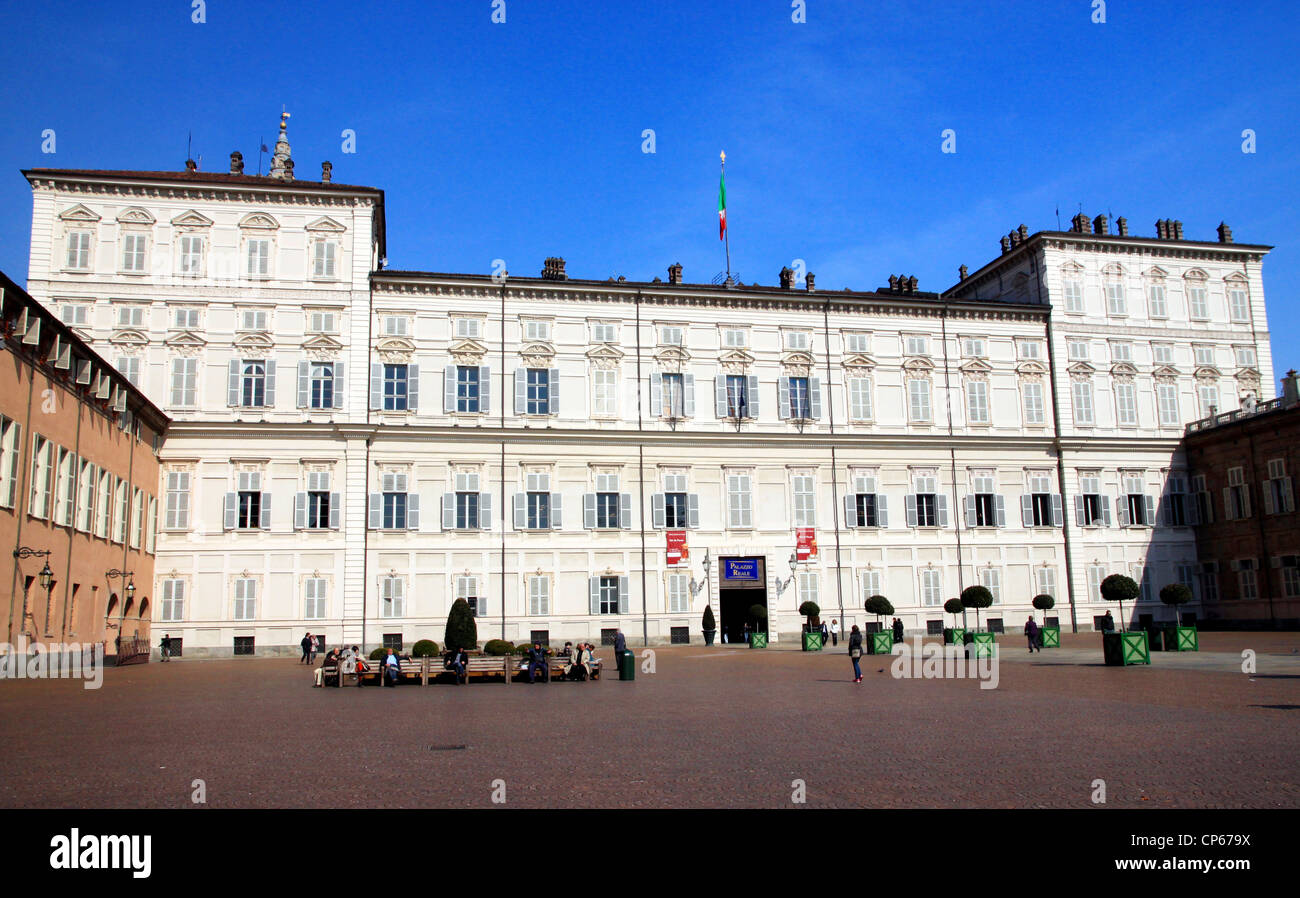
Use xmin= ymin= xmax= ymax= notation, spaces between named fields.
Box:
xmin=165 ymin=330 xmax=207 ymax=349
xmin=718 ymin=348 xmax=754 ymax=366
xmin=306 ymin=216 xmax=347 ymax=233
xmin=1152 ymin=364 xmax=1181 ymax=378
xmin=449 ymin=338 xmax=489 ymax=356
xmin=1144 ymin=265 xmax=1169 ymax=279
xmin=171 ymin=210 xmax=213 ymax=228
xmin=586 ymin=344 xmax=625 ymax=364
xmin=59 ymin=203 xmax=101 ymax=222
xmin=302 ymin=334 xmax=344 ymax=353
xmin=1066 ymin=361 xmax=1096 ymax=377
xmin=1234 ymin=366 xmax=1261 ymax=381
xmin=958 ymin=358 xmax=993 ymax=375
xmin=842 ymin=353 xmax=876 ymax=371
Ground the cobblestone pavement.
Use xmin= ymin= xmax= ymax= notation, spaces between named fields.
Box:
xmin=1 ymin=632 xmax=1297 ymax=809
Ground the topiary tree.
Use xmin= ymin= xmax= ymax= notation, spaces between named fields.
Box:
xmin=444 ymin=598 xmax=478 ymax=652
xmin=1159 ymin=582 xmax=1193 ymax=625
xmin=864 ymin=594 xmax=894 ymax=630
xmin=411 ymin=639 xmax=440 ymax=658
xmin=944 ymin=597 xmax=964 ymax=628
xmin=1100 ymin=574 xmax=1140 ymax=630
xmin=1032 ymin=594 xmax=1055 ymax=624
xmin=798 ymin=600 xmax=820 ymax=632
xmin=749 ymin=603 xmax=768 ymax=634
xmin=960 ymin=585 xmax=994 ymax=630
xmin=702 ymin=605 xmax=716 ymax=632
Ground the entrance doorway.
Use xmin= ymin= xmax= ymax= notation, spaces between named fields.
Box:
xmin=717 ymin=556 xmax=767 ymax=644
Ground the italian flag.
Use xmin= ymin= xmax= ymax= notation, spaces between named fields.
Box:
xmin=718 ymin=170 xmax=727 ymax=240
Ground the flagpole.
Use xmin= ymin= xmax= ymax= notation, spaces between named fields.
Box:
xmin=721 ymin=151 xmax=732 ymax=283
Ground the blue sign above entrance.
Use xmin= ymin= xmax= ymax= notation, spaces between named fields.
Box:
xmin=723 ymin=558 xmax=761 ymax=581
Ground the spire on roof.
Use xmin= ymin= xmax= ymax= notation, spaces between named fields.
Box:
xmin=268 ymin=110 xmax=293 ymax=180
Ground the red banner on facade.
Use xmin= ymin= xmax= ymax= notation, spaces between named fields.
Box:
xmin=666 ymin=530 xmax=689 ymax=565
xmin=796 ymin=528 xmax=817 ymax=561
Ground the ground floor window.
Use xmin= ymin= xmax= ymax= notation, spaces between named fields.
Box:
xmin=670 ymin=627 xmax=690 ymax=645
xmin=233 ymin=637 xmax=255 ymax=656
xmin=600 ymin=628 xmax=618 ymax=646
xmin=926 ymin=620 xmax=943 ymax=635
xmin=529 ymin=630 xmax=550 ymax=647
xmin=382 ymin=633 xmax=403 ymax=652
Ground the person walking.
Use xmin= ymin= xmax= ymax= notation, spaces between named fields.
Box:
xmin=159 ymin=633 xmax=171 ymax=662
xmin=848 ymin=625 xmax=863 ymax=683
xmin=1024 ymin=616 xmax=1040 ymax=653
xmin=742 ymin=621 xmax=750 ymax=644
xmin=820 ymin=619 xmax=829 ymax=646
xmin=892 ymin=617 xmax=904 ymax=644
xmin=300 ymin=632 xmax=314 ymax=664
xmin=830 ymin=618 xmax=840 ymax=647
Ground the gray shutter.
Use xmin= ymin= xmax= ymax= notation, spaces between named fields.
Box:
xmin=369 ymin=493 xmax=382 ymax=529
xmin=905 ymin=494 xmax=918 ymax=527
xmin=294 ymin=492 xmax=307 ymax=529
xmin=514 ymin=369 xmax=527 ymax=415
xmin=1144 ymin=494 xmax=1156 ymax=526
xmin=747 ymin=375 xmax=760 ymax=417
xmin=936 ymin=494 xmax=949 ymax=527
xmin=618 ymin=576 xmax=630 ymax=614
xmin=649 ymin=372 xmax=662 ymax=416
xmin=263 ymin=360 xmax=276 ymax=407
xmin=1186 ymin=496 xmax=1200 ymax=526
xmin=1222 ymin=487 xmax=1232 ymax=520
xmin=1021 ymin=494 xmax=1034 ymax=527
xmin=994 ymin=495 xmax=1006 ymax=527
xmin=651 ymin=493 xmax=665 ymax=529
xmin=329 ymin=493 xmax=340 ymax=529
xmin=1050 ymin=494 xmax=1062 ymax=527
xmin=877 ymin=494 xmax=888 ymax=528
xmin=477 ymin=592 xmax=487 ymax=618
xmin=583 ymin=493 xmax=596 ymax=529
xmin=223 ymin=492 xmax=237 ymax=530
xmin=407 ymin=364 xmax=419 ymax=411
xmin=589 ymin=577 xmax=600 ymax=614
xmin=687 ymin=493 xmax=699 ymax=528
xmin=778 ymin=377 xmax=791 ymax=420
xmin=444 ymin=366 xmax=457 ymax=413
xmin=1074 ymin=495 xmax=1085 ymax=526
xmin=514 ymin=493 xmax=527 ymax=530
xmin=548 ymin=368 xmax=560 ymax=415
xmin=228 ymin=360 xmax=241 ymax=406
xmin=370 ymin=364 xmax=383 ymax=410
xmin=442 ymin=493 xmax=455 ymax=530
xmin=1102 ymin=497 xmax=1113 ymax=527
xmin=480 ymin=492 xmax=492 ymax=528
xmin=715 ymin=375 xmax=728 ymax=417
xmin=1116 ymin=496 xmax=1129 ymax=528
xmin=479 ymin=366 xmax=491 ymax=413
xmin=809 ymin=377 xmax=822 ymax=419
xmin=297 ymin=361 xmax=310 ymax=408
xmin=260 ymin=492 xmax=271 ymax=529
xmin=683 ymin=374 xmax=695 ymax=417
xmin=407 ymin=493 xmax=420 ymax=530
xmin=964 ymin=496 xmax=977 ymax=528
xmin=619 ymin=492 xmax=633 ymax=529
xmin=844 ymin=494 xmax=857 ymax=528
xmin=333 ymin=363 xmax=344 ymax=409
xmin=550 ymin=493 xmax=562 ymax=528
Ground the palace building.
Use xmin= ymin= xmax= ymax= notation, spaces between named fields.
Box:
xmin=17 ymin=117 xmax=1276 ymax=655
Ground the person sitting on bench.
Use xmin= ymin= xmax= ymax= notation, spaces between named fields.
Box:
xmin=384 ymin=648 xmax=400 ymax=686
xmin=566 ymin=642 xmax=593 ymax=681
xmin=445 ymin=647 xmax=468 ymax=684
xmin=527 ymin=642 xmax=548 ymax=683
xmin=315 ymin=647 xmax=341 ymax=687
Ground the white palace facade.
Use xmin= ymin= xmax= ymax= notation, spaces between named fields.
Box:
xmin=19 ymin=123 xmax=1275 ymax=655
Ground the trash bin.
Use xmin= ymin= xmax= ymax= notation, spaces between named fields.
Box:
xmin=619 ymin=649 xmax=635 ymax=681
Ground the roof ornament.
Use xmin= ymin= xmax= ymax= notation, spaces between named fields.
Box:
xmin=269 ymin=109 xmax=293 ymax=180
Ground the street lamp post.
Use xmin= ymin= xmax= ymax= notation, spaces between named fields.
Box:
xmin=13 ymin=547 xmax=53 ymax=638
xmin=106 ymin=569 xmax=135 ymax=639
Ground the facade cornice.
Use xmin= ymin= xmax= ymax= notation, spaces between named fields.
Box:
xmin=27 ymin=175 xmax=376 ymax=209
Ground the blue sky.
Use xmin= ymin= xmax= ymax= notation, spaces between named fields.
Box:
xmin=1 ymin=0 xmax=1296 ymax=373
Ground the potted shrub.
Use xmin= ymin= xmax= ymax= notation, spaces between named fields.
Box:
xmin=748 ymin=604 xmax=769 ymax=648
xmin=702 ymin=605 xmax=717 ymax=646
xmin=444 ymin=597 xmax=479 ymax=652
xmin=799 ymin=601 xmax=823 ymax=651
xmin=1099 ymin=574 xmax=1149 ymax=666
xmin=960 ymin=585 xmax=996 ymax=659
xmin=863 ymin=594 xmax=895 ymax=654
xmin=1159 ymin=583 xmax=1198 ymax=652
xmin=1032 ymin=594 xmax=1059 ymax=648
xmin=942 ymin=598 xmax=966 ymax=645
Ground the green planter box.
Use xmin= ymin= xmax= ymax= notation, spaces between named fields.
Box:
xmin=964 ymin=630 xmax=997 ymax=659
xmin=943 ymin=627 xmax=966 ymax=646
xmin=1103 ymin=630 xmax=1150 ymax=666
xmin=866 ymin=631 xmax=894 ymax=655
xmin=1039 ymin=625 xmax=1060 ymax=648
xmin=748 ymin=632 xmax=768 ymax=649
xmin=802 ymin=631 xmax=824 ymax=652
xmin=1173 ymin=625 xmax=1198 ymax=652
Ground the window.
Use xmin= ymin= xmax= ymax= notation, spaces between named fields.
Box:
xmin=1019 ymin=341 xmax=1042 ymax=360
xmin=1164 ymin=475 xmax=1188 ymax=527
xmin=860 ymin=569 xmax=882 ymax=604
xmin=1022 ymin=381 xmax=1045 ymax=425
xmin=961 ymin=338 xmax=987 ymax=358
xmin=234 ymin=579 xmax=257 ymax=620
xmin=121 ymin=232 xmax=146 ymax=272
xmin=455 ymin=576 xmax=483 ymax=617
xmin=303 ymin=471 xmax=333 ymax=529
xmin=1228 ymin=286 xmax=1250 ymax=323
xmin=312 ymin=241 xmax=337 ymax=278
xmin=1238 ymin=561 xmax=1258 ymax=601
xmin=662 ymin=472 xmax=690 ymax=528
xmin=246 ymin=238 xmax=270 ymax=277
xmin=240 ymin=309 xmax=269 ymax=331
xmin=165 ymin=471 xmax=190 ymax=530
xmin=76 ymin=459 xmax=95 ymax=532
xmin=1105 ymin=280 xmax=1127 ymax=316
xmin=591 ymin=322 xmax=617 ymax=343
xmin=909 ymin=474 xmax=943 ymax=528
xmin=846 ymin=475 xmax=884 ymax=528
xmin=1234 ymin=346 xmax=1256 ymax=368
xmin=1087 ymin=565 xmax=1106 ymax=601
xmin=454 ymin=471 xmax=481 ymax=529
xmin=1197 ymin=384 xmax=1219 ymax=418
xmin=1156 ymin=383 xmax=1180 ymax=427
xmin=453 ymin=318 xmax=482 ymax=340
xmin=979 ymin=568 xmax=1002 ymax=604
xmin=1062 ymin=279 xmax=1084 ymax=314
xmin=131 ymin=488 xmax=144 ymax=548
xmin=1025 ymin=473 xmax=1058 ymax=527
xmin=1152 ymin=344 xmax=1174 ymax=365
xmin=920 ymin=569 xmax=942 ymax=606
xmin=525 ymin=320 xmax=553 ymax=342
xmin=54 ymin=448 xmax=76 ymax=527
xmin=1115 ymin=382 xmax=1138 ymax=427
xmin=525 ymin=369 xmax=552 ymax=415
xmin=1264 ymin=459 xmax=1295 ymax=515
xmin=723 ymin=327 xmax=748 ymax=348
xmin=96 ymin=469 xmax=112 ymax=538
xmin=60 ymin=303 xmax=90 ymax=326
xmin=383 ymin=315 xmax=409 ymax=337
xmin=1193 ymin=474 xmax=1214 ymax=525
xmin=593 ymin=369 xmax=617 ymax=417
xmin=29 ymin=435 xmax=53 ymax=519
xmin=848 ymin=376 xmax=873 ymax=421
xmin=1200 ymin=563 xmax=1219 ymax=603
xmin=309 ymin=362 xmax=335 ymax=409
xmin=1193 ymin=345 xmax=1215 ymax=367
xmin=844 ymin=332 xmax=869 ymax=354
xmin=66 ymin=231 xmax=92 ymax=269
xmin=304 ymin=578 xmax=327 ymax=619
xmin=381 ymin=577 xmax=405 ymax=618
xmin=1122 ymin=474 xmax=1152 ymax=527
xmin=1225 ymin=468 xmax=1250 ymax=520
xmin=170 ymin=358 xmax=197 ymax=407
xmin=594 ymin=472 xmax=622 ymax=529
xmin=117 ymin=305 xmax=145 ymax=328
xmin=384 ymin=364 xmax=410 ymax=411
xmin=1072 ymin=381 xmax=1094 ymax=426
xmin=145 ymin=497 xmax=157 ymax=553
xmin=724 ymin=374 xmax=751 ymax=418
xmin=798 ymin=571 xmax=819 ymax=607
xmin=1187 ymin=283 xmax=1209 ymax=319
xmin=529 ymin=575 xmax=550 ymax=615
xmin=1067 ymin=340 xmax=1089 ymax=361
xmin=161 ymin=580 xmax=185 ymax=622
xmin=381 ymin=472 xmax=409 ymax=529
xmin=726 ymin=471 xmax=752 ymax=528
xmin=173 ymin=307 xmax=200 ymax=329
xmin=1147 ymin=282 xmax=1168 ymax=318
xmin=240 ymin=361 xmax=267 ymax=407
xmin=660 ymin=373 xmax=686 ymax=418
xmin=1111 ymin=342 xmax=1133 ymax=363
xmin=966 ymin=380 xmax=989 ymax=424
xmin=113 ymin=478 xmax=127 ymax=543
xmin=967 ymin=473 xmax=1001 ymax=528
xmin=785 ymin=331 xmax=810 ymax=351
xmin=236 ymin=472 xmax=263 ymax=529
xmin=0 ymin=417 xmax=19 ymax=509
xmin=666 ymin=574 xmax=688 ymax=614
xmin=456 ymin=366 xmax=481 ymax=413
xmin=787 ymin=376 xmax=811 ymax=420
xmin=179 ymin=235 xmax=204 ymax=276
xmin=1036 ymin=567 xmax=1057 ymax=600
xmin=523 ymin=471 xmax=553 ymax=529
xmin=1078 ymin=474 xmax=1107 ymax=527
xmin=307 ymin=311 xmax=335 ymax=334
xmin=598 ymin=576 xmax=621 ymax=614
xmin=908 ymin=379 xmax=932 ymax=423
xmin=1281 ymin=562 xmax=1300 ymax=599
xmin=792 ymin=473 xmax=816 ymax=527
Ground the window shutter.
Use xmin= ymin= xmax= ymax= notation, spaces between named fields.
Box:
xmin=514 ymin=369 xmax=526 ymax=415
xmin=223 ymin=492 xmax=237 ymax=529
xmin=583 ymin=493 xmax=596 ymax=529
xmin=687 ymin=493 xmax=699 ymax=528
xmin=877 ymin=494 xmax=888 ymax=528
xmin=1186 ymin=496 xmax=1200 ymax=526
xmin=1263 ymin=485 xmax=1275 ymax=515
xmin=936 ymin=494 xmax=949 ymax=527
xmin=228 ymin=360 xmax=241 ymax=406
xmin=369 ymin=493 xmax=381 ymax=529
xmin=809 ymin=377 xmax=822 ymax=419
xmin=1074 ymin=496 xmax=1084 ymax=526
xmin=715 ymin=376 xmax=728 ymax=417
xmin=1101 ymin=498 xmax=1112 ymax=527
xmin=407 ymin=364 xmax=419 ymax=412
xmin=778 ymin=377 xmax=791 ymax=420
xmin=514 ymin=493 xmax=526 ymax=529
xmin=589 ymin=577 xmax=600 ymax=614
xmin=476 ymin=591 xmax=488 ymax=618
xmin=964 ymin=496 xmax=977 ymax=528
xmin=294 ymin=492 xmax=307 ymax=529
xmin=905 ymin=494 xmax=918 ymax=527
xmin=747 ymin=375 xmax=760 ymax=416
xmin=619 ymin=492 xmax=633 ymax=529
xmin=994 ymin=495 xmax=1006 ymax=527
xmin=407 ymin=493 xmax=420 ymax=530
xmin=1021 ymin=494 xmax=1034 ymax=527
xmin=551 ymin=492 xmax=563 ymax=528
xmin=370 ymin=364 xmax=383 ymax=410
xmin=1144 ymin=494 xmax=1156 ymax=526
xmin=480 ymin=492 xmax=492 ymax=528
xmin=1116 ymin=496 xmax=1129 ymax=527
xmin=844 ymin=494 xmax=857 ymax=528
xmin=329 ymin=493 xmax=340 ymax=529
xmin=1243 ymin=489 xmax=1251 ymax=518
xmin=479 ymin=366 xmax=491 ymax=413
xmin=1051 ymin=494 xmax=1063 ymax=527
xmin=618 ymin=576 xmax=630 ymax=614
xmin=263 ymin=360 xmax=276 ymax=407
xmin=1222 ymin=487 xmax=1232 ymax=520
xmin=260 ymin=492 xmax=272 ymax=529
xmin=651 ymin=493 xmax=665 ymax=529
xmin=297 ymin=361 xmax=310 ymax=408
xmin=649 ymin=373 xmax=662 ymax=416
xmin=441 ymin=493 xmax=455 ymax=529
xmin=548 ymin=369 xmax=560 ymax=414
xmin=444 ymin=366 xmax=457 ymax=413
xmin=332 ymin=363 xmax=344 ymax=409
xmin=1284 ymin=478 xmax=1295 ymax=513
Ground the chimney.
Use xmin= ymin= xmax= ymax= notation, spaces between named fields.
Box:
xmin=1156 ymin=219 xmax=1168 ymax=239
xmin=805 ymin=273 xmax=815 ymax=292
xmin=959 ymin=264 xmax=969 ymax=281
xmin=1093 ymin=214 xmax=1109 ymax=235
xmin=321 ymin=161 xmax=333 ymax=183
xmin=1217 ymin=222 xmax=1233 ymax=244
xmin=667 ymin=262 xmax=682 ymax=285
xmin=888 ymin=275 xmax=899 ymax=291
xmin=1009 ymin=230 xmax=1021 ymax=249
xmin=1116 ymin=216 xmax=1129 ymax=236
xmin=283 ymin=158 xmax=295 ymax=181
xmin=1173 ymin=220 xmax=1184 ymax=240
xmin=230 ymin=151 xmax=244 ymax=174
xmin=1071 ymin=212 xmax=1089 ymax=233
xmin=779 ymin=267 xmax=794 ymax=289
xmin=908 ymin=275 xmax=918 ymax=292
xmin=1000 ymin=235 xmax=1011 ymax=254
xmin=1282 ymin=370 xmax=1299 ymax=405
xmin=185 ymin=158 xmax=197 ymax=172
xmin=541 ymin=257 xmax=567 ymax=280
xmin=1017 ymin=224 xmax=1029 ymax=242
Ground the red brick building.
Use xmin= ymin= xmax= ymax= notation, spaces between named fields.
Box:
xmin=1 ymin=271 xmax=168 ymax=657
xmin=1183 ymin=370 xmax=1300 ymax=628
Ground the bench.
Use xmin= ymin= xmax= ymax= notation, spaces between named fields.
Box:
xmin=513 ymin=654 xmax=603 ymax=682
xmin=313 ymin=653 xmax=601 ymax=687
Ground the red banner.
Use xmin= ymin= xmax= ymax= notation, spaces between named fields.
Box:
xmin=666 ymin=530 xmax=689 ymax=565
xmin=796 ymin=528 xmax=817 ymax=561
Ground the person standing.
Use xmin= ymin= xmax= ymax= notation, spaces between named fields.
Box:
xmin=742 ymin=621 xmax=750 ymax=644
xmin=1024 ymin=616 xmax=1040 ymax=653
xmin=820 ymin=619 xmax=829 ymax=646
xmin=613 ymin=629 xmax=627 ymax=673
xmin=300 ymin=632 xmax=314 ymax=664
xmin=830 ymin=618 xmax=840 ymax=647
xmin=892 ymin=617 xmax=904 ymax=644
xmin=1101 ymin=611 xmax=1115 ymax=633
xmin=848 ymin=625 xmax=863 ymax=683
xmin=159 ymin=633 xmax=170 ymax=662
